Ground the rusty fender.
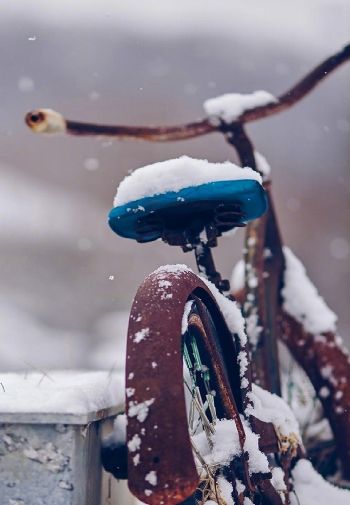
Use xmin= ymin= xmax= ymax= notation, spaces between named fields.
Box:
xmin=125 ymin=267 xmax=245 ymax=504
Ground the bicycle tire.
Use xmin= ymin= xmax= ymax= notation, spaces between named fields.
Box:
xmin=125 ymin=266 xmax=292 ymax=505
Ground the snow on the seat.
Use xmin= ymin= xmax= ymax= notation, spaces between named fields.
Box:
xmin=292 ymin=459 xmax=350 ymax=504
xmin=203 ymin=90 xmax=277 ymax=123
xmin=0 ymin=370 xmax=124 ymax=415
xmin=113 ymin=156 xmax=261 ymax=207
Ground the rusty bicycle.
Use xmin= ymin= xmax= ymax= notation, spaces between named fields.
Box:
xmin=25 ymin=43 xmax=350 ymax=505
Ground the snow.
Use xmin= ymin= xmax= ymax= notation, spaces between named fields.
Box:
xmin=246 ymin=384 xmax=301 ymax=441
xmin=192 ymin=417 xmax=269 ymax=476
xmin=133 ymin=327 xmax=150 ymax=343
xmin=152 ymin=264 xmax=248 ymax=348
xmin=192 ymin=418 xmax=241 ymax=468
xmin=230 ymin=259 xmax=245 ymax=293
xmin=113 ymin=156 xmax=262 ymax=207
xmin=158 ymin=280 xmax=172 ymax=288
xmin=128 ymin=398 xmax=155 ymax=422
xmin=238 ymin=350 xmax=249 ymax=378
xmin=23 ymin=442 xmax=69 ymax=473
xmin=182 ymin=300 xmax=194 ymax=334
xmin=231 ymin=248 xmax=338 ymax=335
xmin=204 ymin=91 xmax=277 ymax=123
xmin=282 ymin=247 xmax=337 ymax=334
xmin=127 ymin=434 xmax=141 ymax=452
xmin=18 ymin=76 xmax=34 ymax=92
xmin=278 ymin=342 xmax=332 ymax=442
xmin=126 ymin=387 xmax=135 ymax=397
xmin=110 ymin=414 xmax=127 ymax=444
xmin=245 ymin=313 xmax=262 ymax=347
xmin=255 ymin=151 xmax=271 ymax=178
xmin=236 ymin=479 xmax=245 ymax=495
xmin=292 ymin=459 xmax=350 ymax=504
xmin=319 ymin=386 xmax=330 ymax=398
xmin=83 ymin=157 xmax=100 ymax=171
xmin=217 ymin=476 xmax=234 ymax=505
xmin=133 ymin=454 xmax=140 ymax=466
xmin=145 ymin=470 xmax=157 ymax=486
xmin=200 ymin=276 xmax=247 ymax=346
xmin=153 ymin=264 xmax=191 ymax=276
xmin=0 ymin=370 xmax=124 ymax=415
xmin=242 ymin=419 xmax=270 ymax=475
xmin=271 ymin=467 xmax=287 ymax=497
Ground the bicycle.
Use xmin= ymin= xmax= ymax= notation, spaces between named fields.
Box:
xmin=25 ymin=43 xmax=350 ymax=505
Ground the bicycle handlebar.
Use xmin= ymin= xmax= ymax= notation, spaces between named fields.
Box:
xmin=25 ymin=43 xmax=350 ymax=141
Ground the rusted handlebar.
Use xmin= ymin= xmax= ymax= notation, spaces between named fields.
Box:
xmin=25 ymin=43 xmax=350 ymax=141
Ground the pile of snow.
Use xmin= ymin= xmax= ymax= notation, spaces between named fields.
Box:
xmin=113 ymin=156 xmax=262 ymax=207
xmin=279 ymin=342 xmax=333 ymax=441
xmin=282 ymin=247 xmax=337 ymax=334
xmin=247 ymin=384 xmax=301 ymax=441
xmin=292 ymin=459 xmax=350 ymax=504
xmin=204 ymin=91 xmax=277 ymax=123
xmin=231 ymin=248 xmax=338 ymax=335
xmin=200 ymin=275 xmax=247 ymax=347
xmin=0 ymin=370 xmax=124 ymax=415
xmin=217 ymin=476 xmax=235 ymax=505
xmin=192 ymin=418 xmax=269 ymax=476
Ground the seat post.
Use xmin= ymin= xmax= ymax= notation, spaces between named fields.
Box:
xmin=193 ymin=240 xmax=230 ymax=293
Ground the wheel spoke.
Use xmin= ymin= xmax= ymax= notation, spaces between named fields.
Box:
xmin=182 ymin=303 xmax=229 ymax=504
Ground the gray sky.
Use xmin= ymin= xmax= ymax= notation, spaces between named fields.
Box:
xmin=1 ymin=1 xmax=349 ymax=370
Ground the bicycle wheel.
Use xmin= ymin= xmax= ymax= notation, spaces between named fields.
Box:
xmin=181 ymin=296 xmax=246 ymax=505
xmin=125 ymin=267 xmax=248 ymax=504
xmin=125 ymin=266 xmax=290 ymax=505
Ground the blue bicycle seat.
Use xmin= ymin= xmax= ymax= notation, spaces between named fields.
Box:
xmin=108 ymin=179 xmax=267 ymax=243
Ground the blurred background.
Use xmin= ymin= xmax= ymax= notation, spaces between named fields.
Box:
xmin=1 ymin=0 xmax=349 ymax=373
